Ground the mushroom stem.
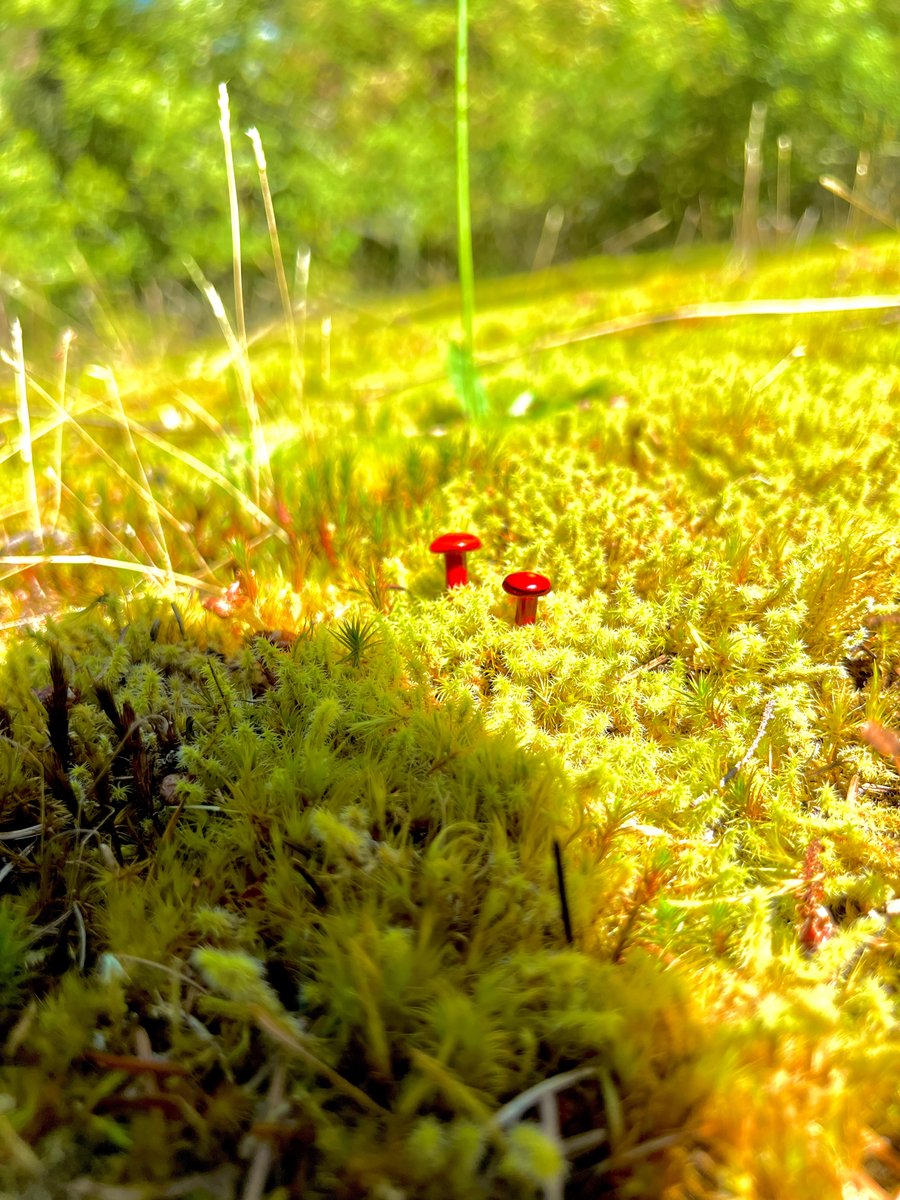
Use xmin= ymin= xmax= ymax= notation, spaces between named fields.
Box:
xmin=502 ymin=571 xmax=552 ymax=627
xmin=430 ymin=533 xmax=482 ymax=590
xmin=514 ymin=595 xmax=539 ymax=626
xmin=443 ymin=549 xmax=468 ymax=589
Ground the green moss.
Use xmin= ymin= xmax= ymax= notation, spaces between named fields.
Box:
xmin=2 ymin=240 xmax=900 ymax=1196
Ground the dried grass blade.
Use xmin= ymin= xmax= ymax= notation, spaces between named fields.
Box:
xmin=819 ymin=175 xmax=899 ymax=232
xmin=28 ymin=387 xmax=191 ymax=543
xmin=10 ymin=320 xmax=43 ymax=546
xmin=218 ymin=82 xmax=247 ymax=351
xmin=504 ymin=294 xmax=900 ymax=361
xmin=183 ymin=256 xmax=272 ymax=508
xmin=92 ymin=365 xmax=174 ymax=587
xmin=0 ymin=554 xmax=218 ymax=593
xmin=48 ymin=328 xmax=75 ymax=529
xmin=246 ymin=127 xmax=297 ymax=366
xmin=493 ymin=1067 xmax=596 ymax=1130
xmin=126 ymin=412 xmax=288 ymax=543
xmin=247 ymin=1004 xmax=388 ymax=1117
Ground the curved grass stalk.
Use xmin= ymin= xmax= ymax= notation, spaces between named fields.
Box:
xmin=16 ymin=367 xmax=285 ymax=548
xmin=492 ymin=293 xmax=900 ymax=361
xmin=125 ymin=414 xmax=289 ymax=544
xmin=369 ymin=292 xmax=900 ymax=402
xmin=248 ymin=1003 xmax=389 ymax=1118
xmin=0 ymin=554 xmax=217 ymax=593
xmin=14 ymin=380 xmax=192 ymax=545
xmin=90 ymin=364 xmax=174 ymax=588
xmin=492 ymin=1066 xmax=597 ymax=1130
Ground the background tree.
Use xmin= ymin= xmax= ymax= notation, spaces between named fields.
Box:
xmin=0 ymin=0 xmax=896 ymax=307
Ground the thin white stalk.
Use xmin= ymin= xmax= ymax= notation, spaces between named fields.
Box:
xmin=4 ymin=374 xmax=190 ymax=539
xmin=737 ymin=101 xmax=766 ymax=258
xmin=369 ymin=292 xmax=900 ymax=403
xmin=0 ymin=554 xmax=217 ymax=592
xmin=321 ymin=315 xmax=331 ymax=389
xmin=91 ymin=365 xmax=175 ymax=589
xmin=10 ymin=319 xmax=43 ymax=546
xmin=494 ymin=293 xmax=900 ymax=360
xmin=819 ymin=173 xmax=897 ymax=231
xmin=218 ymin=82 xmax=247 ymax=352
xmin=849 ymin=148 xmax=871 ymax=233
xmin=246 ymin=127 xmax=297 ymax=364
xmin=493 ymin=1068 xmax=597 ymax=1130
xmin=776 ymin=135 xmax=792 ymax=247
xmin=184 ymin=256 xmax=273 ymax=508
xmin=128 ymin=414 xmax=287 ymax=543
xmin=295 ymin=245 xmax=311 ymax=390
xmin=48 ymin=328 xmax=74 ymax=530
xmin=532 ymin=205 xmax=565 ymax=272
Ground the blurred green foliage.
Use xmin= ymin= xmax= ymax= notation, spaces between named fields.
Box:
xmin=0 ymin=0 xmax=897 ymax=297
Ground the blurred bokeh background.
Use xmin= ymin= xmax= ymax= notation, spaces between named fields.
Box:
xmin=0 ymin=0 xmax=897 ymax=323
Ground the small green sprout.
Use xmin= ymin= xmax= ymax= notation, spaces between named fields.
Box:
xmin=330 ymin=613 xmax=382 ymax=668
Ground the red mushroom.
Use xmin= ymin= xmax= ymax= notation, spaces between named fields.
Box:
xmin=502 ymin=571 xmax=552 ymax=626
xmin=429 ymin=532 xmax=482 ymax=589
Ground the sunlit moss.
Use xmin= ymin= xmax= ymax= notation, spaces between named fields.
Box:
xmin=1 ymin=241 xmax=900 ymax=1196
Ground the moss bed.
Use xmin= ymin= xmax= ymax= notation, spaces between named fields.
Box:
xmin=2 ymin=240 xmax=900 ymax=1198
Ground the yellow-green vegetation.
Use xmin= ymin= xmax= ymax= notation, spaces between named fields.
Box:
xmin=2 ymin=238 xmax=900 ymax=1198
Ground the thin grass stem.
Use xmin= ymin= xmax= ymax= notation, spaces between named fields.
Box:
xmin=3 ymin=377 xmax=188 ymax=540
xmin=90 ymin=365 xmax=175 ymax=587
xmin=776 ymin=135 xmax=792 ymax=247
xmin=218 ymin=82 xmax=247 ymax=352
xmin=48 ymin=329 xmax=74 ymax=531
xmin=184 ymin=256 xmax=273 ymax=508
xmin=9 ymin=320 xmax=43 ymax=547
xmin=370 ymin=293 xmax=900 ymax=401
xmin=737 ymin=101 xmax=766 ymax=259
xmin=455 ymin=0 xmax=477 ymax=394
xmin=295 ymin=245 xmax=311 ymax=398
xmin=0 ymin=554 xmax=217 ymax=592
xmin=124 ymin=412 xmax=288 ymax=544
xmin=246 ymin=127 xmax=297 ymax=369
xmin=54 ymin=474 xmax=144 ymax=564
xmin=173 ymin=388 xmax=228 ymax=439
xmin=819 ymin=173 xmax=898 ymax=232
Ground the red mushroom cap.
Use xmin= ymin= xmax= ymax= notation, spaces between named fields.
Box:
xmin=429 ymin=532 xmax=482 ymax=554
xmin=502 ymin=571 xmax=552 ymax=597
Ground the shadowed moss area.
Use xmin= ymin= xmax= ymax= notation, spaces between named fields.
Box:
xmin=2 ymin=240 xmax=900 ymax=1197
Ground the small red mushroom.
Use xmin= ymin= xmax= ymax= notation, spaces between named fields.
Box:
xmin=429 ymin=532 xmax=482 ymax=589
xmin=502 ymin=571 xmax=552 ymax=626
